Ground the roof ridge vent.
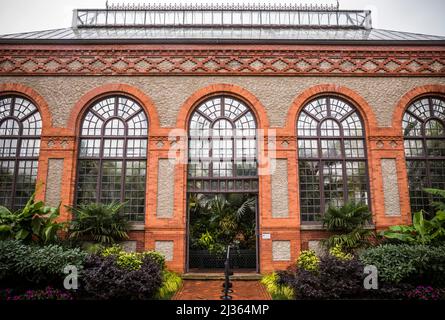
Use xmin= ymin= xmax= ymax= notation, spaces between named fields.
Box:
xmin=73 ymin=2 xmax=372 ymax=30
xmin=104 ymin=2 xmax=340 ymax=11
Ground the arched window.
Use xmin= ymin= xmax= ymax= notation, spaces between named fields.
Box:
xmin=403 ymin=96 xmax=445 ymax=214
xmin=0 ymin=96 xmax=42 ymax=210
xmin=297 ymin=97 xmax=369 ymax=222
xmin=76 ymin=96 xmax=148 ymax=222
xmin=188 ymin=96 xmax=258 ymax=193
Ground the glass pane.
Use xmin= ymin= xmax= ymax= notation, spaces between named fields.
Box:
xmin=76 ymin=160 xmax=99 ymax=205
xmin=298 ymin=139 xmax=318 ymax=158
xmin=13 ymin=97 xmax=37 ymax=120
xmin=212 ymin=119 xmax=233 ymax=136
xmin=100 ymin=161 xmax=123 ymax=203
xmin=124 ymin=161 xmax=146 ymax=222
xmin=14 ymin=161 xmax=38 ymax=210
xmin=82 ymin=112 xmax=103 ymax=136
xmin=20 ymin=139 xmax=41 ymax=157
xmin=0 ymin=160 xmax=15 ymax=209
xmin=92 ymin=97 xmax=115 ymax=119
xmin=330 ymin=98 xmax=352 ymax=120
xmin=426 ymin=139 xmax=445 ymax=156
xmin=346 ymin=161 xmax=368 ymax=204
xmin=213 ymin=161 xmax=233 ymax=177
xmin=198 ymin=98 xmax=221 ymax=120
xmin=321 ymin=140 xmax=342 ymax=158
xmin=212 ymin=139 xmax=233 ymax=159
xmin=323 ymin=161 xmax=344 ymax=210
xmin=299 ymin=160 xmax=321 ymax=222
xmin=189 ymin=139 xmax=209 ymax=159
xmin=126 ymin=139 xmax=147 ymax=157
xmin=0 ymin=139 xmax=17 ymax=157
xmin=103 ymin=139 xmax=124 ymax=157
xmin=0 ymin=119 xmax=20 ymax=136
xmin=342 ymin=113 xmax=364 ymax=137
xmin=406 ymin=160 xmax=430 ymax=213
xmin=117 ymin=97 xmax=141 ymax=119
xmin=127 ymin=111 xmax=148 ymax=136
xmin=404 ymin=140 xmax=424 ymax=157
xmin=430 ymin=160 xmax=445 ymax=191
xmin=188 ymin=161 xmax=210 ymax=177
xmin=79 ymin=139 xmax=101 ymax=158
xmin=22 ymin=112 xmax=42 ymax=136
xmin=235 ymin=139 xmax=256 ymax=158
xmin=235 ymin=161 xmax=257 ymax=176
xmin=235 ymin=112 xmax=256 ymax=136
xmin=104 ymin=119 xmax=125 ymax=136
xmin=425 ymin=120 xmax=444 ymax=136
xmin=224 ymin=98 xmax=247 ymax=119
xmin=297 ymin=111 xmax=318 ymax=136
xmin=402 ymin=113 xmax=422 ymax=137
xmin=320 ymin=119 xmax=340 ymax=136
xmin=344 ymin=140 xmax=365 ymax=158
xmin=304 ymin=98 xmax=328 ymax=120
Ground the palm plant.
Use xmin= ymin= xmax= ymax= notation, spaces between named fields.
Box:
xmin=322 ymin=201 xmax=373 ymax=250
xmin=67 ymin=202 xmax=129 ymax=244
xmin=189 ymin=194 xmax=256 ymax=251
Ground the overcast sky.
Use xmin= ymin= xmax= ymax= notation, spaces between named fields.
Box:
xmin=0 ymin=0 xmax=444 ymax=36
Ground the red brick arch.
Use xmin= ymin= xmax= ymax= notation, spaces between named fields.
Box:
xmin=67 ymin=83 xmax=161 ymax=134
xmin=284 ymin=84 xmax=378 ymax=135
xmin=0 ymin=83 xmax=53 ymax=133
xmin=176 ymin=83 xmax=270 ymax=129
xmin=392 ymin=84 xmax=445 ymax=130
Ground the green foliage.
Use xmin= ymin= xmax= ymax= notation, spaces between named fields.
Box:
xmin=155 ymin=271 xmax=182 ymax=300
xmin=189 ymin=194 xmax=256 ymax=251
xmin=261 ymin=273 xmax=294 ymax=300
xmin=197 ymin=230 xmax=225 ymax=254
xmin=0 ymin=240 xmax=87 ymax=286
xmin=359 ymin=244 xmax=445 ymax=286
xmin=0 ymin=193 xmax=66 ymax=244
xmin=329 ymin=244 xmax=354 ymax=261
xmin=424 ymin=188 xmax=445 ymax=212
xmin=297 ymin=250 xmax=320 ymax=272
xmin=380 ymin=210 xmax=445 ymax=245
xmin=67 ymin=202 xmax=130 ymax=244
xmin=322 ymin=202 xmax=373 ymax=250
xmin=101 ymin=245 xmax=166 ymax=270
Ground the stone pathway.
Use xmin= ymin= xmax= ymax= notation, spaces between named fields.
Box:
xmin=173 ymin=280 xmax=271 ymax=300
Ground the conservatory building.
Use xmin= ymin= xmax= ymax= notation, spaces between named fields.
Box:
xmin=0 ymin=3 xmax=444 ymax=273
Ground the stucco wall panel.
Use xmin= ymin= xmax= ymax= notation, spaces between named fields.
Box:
xmin=1 ymin=76 xmax=444 ymax=128
xmin=44 ymin=158 xmax=64 ymax=207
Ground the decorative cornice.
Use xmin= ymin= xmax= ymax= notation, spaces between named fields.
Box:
xmin=0 ymin=48 xmax=444 ymax=76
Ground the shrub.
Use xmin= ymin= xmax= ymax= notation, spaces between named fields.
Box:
xmin=322 ymin=202 xmax=374 ymax=250
xmin=0 ymin=240 xmax=87 ymax=287
xmin=261 ymin=273 xmax=294 ymax=300
xmin=283 ymin=255 xmax=365 ymax=300
xmin=297 ymin=250 xmax=320 ymax=272
xmin=101 ymin=245 xmax=166 ymax=270
xmin=67 ymin=202 xmax=130 ymax=245
xmin=0 ymin=287 xmax=74 ymax=300
xmin=155 ymin=271 xmax=182 ymax=300
xmin=406 ymin=286 xmax=444 ymax=301
xmin=329 ymin=244 xmax=354 ymax=261
xmin=81 ymin=253 xmax=163 ymax=299
xmin=0 ymin=193 xmax=66 ymax=244
xmin=359 ymin=244 xmax=445 ymax=286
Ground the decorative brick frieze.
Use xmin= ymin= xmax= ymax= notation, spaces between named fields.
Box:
xmin=0 ymin=46 xmax=444 ymax=76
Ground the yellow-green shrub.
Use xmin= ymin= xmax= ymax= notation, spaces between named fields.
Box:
xmin=155 ymin=271 xmax=182 ymax=300
xmin=329 ymin=244 xmax=353 ymax=261
xmin=297 ymin=250 xmax=320 ymax=272
xmin=261 ymin=273 xmax=294 ymax=300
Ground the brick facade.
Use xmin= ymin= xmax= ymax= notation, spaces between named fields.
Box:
xmin=0 ymin=44 xmax=444 ymax=273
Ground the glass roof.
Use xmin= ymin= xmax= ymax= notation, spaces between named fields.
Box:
xmin=0 ymin=4 xmax=444 ymax=43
